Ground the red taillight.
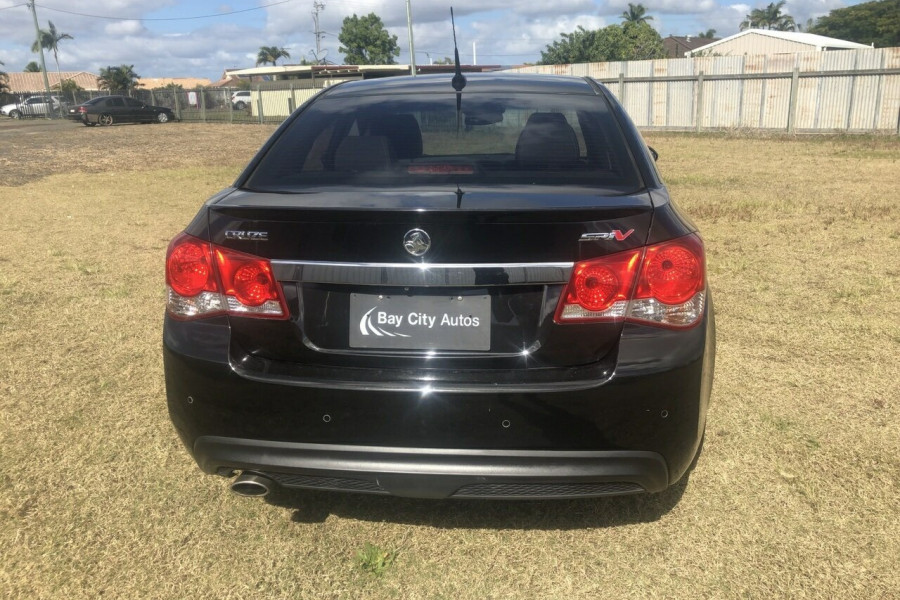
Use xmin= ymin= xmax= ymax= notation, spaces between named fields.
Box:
xmin=78 ymin=106 xmax=87 ymax=113
xmin=555 ymin=249 xmax=641 ymax=322
xmin=166 ymin=239 xmax=215 ymax=297
xmin=555 ymin=234 xmax=706 ymax=328
xmin=214 ymin=247 xmax=282 ymax=309
xmin=165 ymin=233 xmax=287 ymax=320
xmin=636 ymin=240 xmax=703 ymax=304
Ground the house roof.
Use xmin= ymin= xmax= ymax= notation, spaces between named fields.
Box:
xmin=4 ymin=71 xmax=100 ymax=93
xmin=690 ymin=29 xmax=871 ymax=55
xmin=137 ymin=77 xmax=212 ymax=89
xmin=663 ymin=35 xmax=719 ymax=58
xmin=224 ymin=63 xmax=502 ymax=80
xmin=665 ymin=36 xmax=718 ymax=51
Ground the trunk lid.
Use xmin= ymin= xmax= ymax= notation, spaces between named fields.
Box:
xmin=208 ymin=188 xmax=653 ymax=382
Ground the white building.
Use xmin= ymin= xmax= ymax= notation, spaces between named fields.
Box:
xmin=687 ymin=30 xmax=871 ymax=57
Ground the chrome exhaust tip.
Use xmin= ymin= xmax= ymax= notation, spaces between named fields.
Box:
xmin=230 ymin=472 xmax=273 ymax=497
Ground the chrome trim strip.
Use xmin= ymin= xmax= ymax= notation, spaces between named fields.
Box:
xmin=270 ymin=260 xmax=574 ymax=286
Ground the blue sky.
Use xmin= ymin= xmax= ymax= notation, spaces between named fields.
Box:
xmin=0 ymin=0 xmax=862 ymax=81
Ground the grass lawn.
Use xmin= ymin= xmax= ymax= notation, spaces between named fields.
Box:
xmin=0 ymin=121 xmax=898 ymax=599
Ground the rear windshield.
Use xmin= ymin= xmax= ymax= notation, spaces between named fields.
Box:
xmin=244 ymin=92 xmax=643 ymax=193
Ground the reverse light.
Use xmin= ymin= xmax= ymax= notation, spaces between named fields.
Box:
xmin=165 ymin=233 xmax=287 ymax=320
xmin=555 ymin=234 xmax=706 ymax=328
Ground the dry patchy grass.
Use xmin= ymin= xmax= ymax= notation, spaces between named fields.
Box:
xmin=0 ymin=124 xmax=898 ymax=599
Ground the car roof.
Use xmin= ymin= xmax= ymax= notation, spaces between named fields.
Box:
xmin=326 ymin=73 xmax=599 ymax=97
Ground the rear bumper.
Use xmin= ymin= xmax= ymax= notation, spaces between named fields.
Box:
xmin=164 ymin=308 xmax=714 ymax=499
xmin=196 ymin=437 xmax=668 ymax=498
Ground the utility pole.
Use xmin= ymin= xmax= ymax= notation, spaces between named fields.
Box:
xmin=27 ymin=1 xmax=54 ymax=119
xmin=406 ymin=0 xmax=416 ymax=76
xmin=311 ymin=1 xmax=326 ymax=64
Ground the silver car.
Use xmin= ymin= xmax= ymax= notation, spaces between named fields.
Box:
xmin=1 ymin=95 xmax=65 ymax=119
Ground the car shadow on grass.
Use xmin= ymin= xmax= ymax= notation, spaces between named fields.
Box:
xmin=263 ymin=476 xmax=690 ymax=530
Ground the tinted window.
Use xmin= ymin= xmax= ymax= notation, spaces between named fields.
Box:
xmin=107 ymin=98 xmax=125 ymax=107
xmin=125 ymin=98 xmax=143 ymax=107
xmin=245 ymin=92 xmax=642 ymax=193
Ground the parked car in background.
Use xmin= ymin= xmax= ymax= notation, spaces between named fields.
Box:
xmin=231 ymin=90 xmax=251 ymax=110
xmin=1 ymin=95 xmax=65 ymax=119
xmin=68 ymin=95 xmax=177 ymax=126
xmin=164 ymin=73 xmax=715 ymax=501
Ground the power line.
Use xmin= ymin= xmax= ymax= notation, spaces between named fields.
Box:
xmin=33 ymin=0 xmax=294 ymax=21
xmin=0 ymin=2 xmax=29 ymax=11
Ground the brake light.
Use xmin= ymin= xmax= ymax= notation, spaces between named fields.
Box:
xmin=554 ymin=249 xmax=641 ymax=322
xmin=555 ymin=233 xmax=706 ymax=328
xmin=78 ymin=106 xmax=87 ymax=113
xmin=165 ymin=233 xmax=287 ymax=320
xmin=167 ymin=239 xmax=215 ymax=297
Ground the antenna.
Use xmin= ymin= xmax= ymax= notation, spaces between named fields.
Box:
xmin=451 ymin=8 xmax=466 ymax=92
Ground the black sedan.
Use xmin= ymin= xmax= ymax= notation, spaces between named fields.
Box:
xmin=164 ymin=73 xmax=715 ymax=501
xmin=69 ymin=95 xmax=177 ymax=126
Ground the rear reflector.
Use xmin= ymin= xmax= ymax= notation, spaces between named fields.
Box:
xmin=165 ymin=233 xmax=287 ymax=320
xmin=555 ymin=233 xmax=706 ymax=328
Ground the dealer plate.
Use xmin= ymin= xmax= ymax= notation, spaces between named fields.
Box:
xmin=349 ymin=294 xmax=491 ymax=351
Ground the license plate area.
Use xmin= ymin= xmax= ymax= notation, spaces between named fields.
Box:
xmin=349 ymin=293 xmax=491 ymax=351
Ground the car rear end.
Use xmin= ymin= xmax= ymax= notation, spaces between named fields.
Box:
xmin=163 ymin=74 xmax=714 ymax=500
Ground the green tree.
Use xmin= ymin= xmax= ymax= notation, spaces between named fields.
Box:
xmin=808 ymin=0 xmax=899 ymax=47
xmin=740 ymin=1 xmax=796 ymax=31
xmin=539 ymin=22 xmax=665 ymax=65
xmin=98 ymin=65 xmax=141 ymax=93
xmin=697 ymin=29 xmax=717 ymax=38
xmin=24 ymin=61 xmax=41 ymax=72
xmin=338 ymin=13 xmax=400 ymax=65
xmin=54 ymin=78 xmax=83 ymax=103
xmin=0 ymin=61 xmax=8 ymax=94
xmin=621 ymin=3 xmax=653 ymax=24
xmin=255 ymin=46 xmax=291 ymax=66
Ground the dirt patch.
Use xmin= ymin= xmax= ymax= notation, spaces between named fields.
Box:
xmin=0 ymin=118 xmax=278 ymax=186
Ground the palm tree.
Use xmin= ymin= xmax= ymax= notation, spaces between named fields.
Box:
xmin=621 ymin=3 xmax=653 ymax=24
xmin=0 ymin=61 xmax=8 ymax=94
xmin=24 ymin=61 xmax=41 ymax=72
xmin=697 ymin=29 xmax=717 ymax=39
xmin=98 ymin=65 xmax=141 ymax=94
xmin=256 ymin=46 xmax=291 ymax=66
xmin=32 ymin=21 xmax=74 ymax=111
xmin=740 ymin=7 xmax=767 ymax=30
xmin=740 ymin=2 xmax=796 ymax=31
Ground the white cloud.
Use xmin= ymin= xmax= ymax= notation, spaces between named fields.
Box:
xmin=104 ymin=20 xmax=146 ymax=36
xmin=604 ymin=0 xmax=719 ymax=14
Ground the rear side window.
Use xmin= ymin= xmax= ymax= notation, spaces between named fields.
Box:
xmin=246 ymin=92 xmax=642 ymax=192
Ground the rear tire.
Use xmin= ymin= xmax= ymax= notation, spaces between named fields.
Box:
xmin=234 ymin=101 xmax=246 ymax=110
xmin=99 ymin=113 xmax=113 ymax=126
xmin=10 ymin=110 xmax=21 ymax=119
